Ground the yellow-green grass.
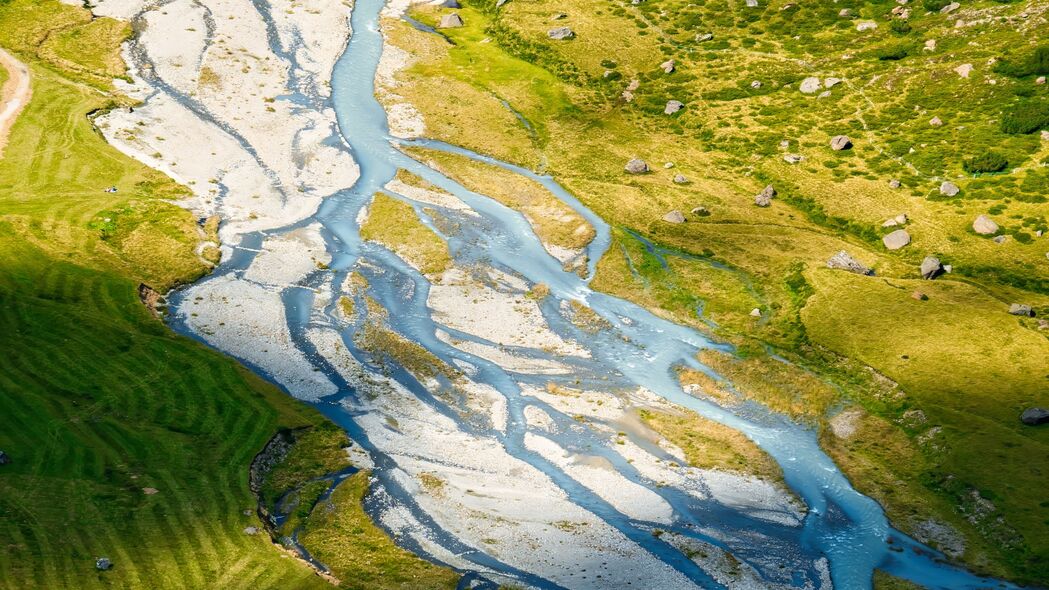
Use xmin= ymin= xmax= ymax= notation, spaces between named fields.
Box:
xmin=360 ymin=192 xmax=451 ymax=277
xmin=405 ymin=147 xmax=596 ymax=252
xmin=356 ymin=322 xmax=459 ymax=383
xmin=388 ymin=0 xmax=1049 ymax=582
xmin=637 ymin=408 xmax=782 ymax=482
xmin=299 ymin=471 xmax=460 ymax=590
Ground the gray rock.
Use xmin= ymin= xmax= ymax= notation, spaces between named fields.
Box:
xmin=920 ymin=256 xmax=944 ymax=280
xmin=1020 ymin=407 xmax=1049 ymax=426
xmin=673 ymin=174 xmax=688 ymax=184
xmin=96 ymin=558 xmax=113 ymax=571
xmin=799 ymin=77 xmax=822 ymax=94
xmin=783 ymin=154 xmax=803 ymax=164
xmin=664 ymin=100 xmax=684 ymax=115
xmin=939 ymin=181 xmax=960 ymax=196
xmin=827 ymin=250 xmax=872 ymax=275
xmin=856 ymin=21 xmax=878 ymax=31
xmin=1037 ymin=76 xmax=1047 ymax=85
xmin=551 ymin=12 xmax=567 ymax=20
xmin=839 ymin=8 xmax=853 ymax=17
xmin=993 ymin=235 xmax=1007 ymax=244
xmin=696 ymin=33 xmax=713 ymax=42
xmin=882 ymin=218 xmax=899 ymax=228
xmin=496 ymin=0 xmax=509 ymax=6
xmin=889 ymin=179 xmax=901 ymax=189
xmin=830 ymin=135 xmax=852 ymax=151
xmin=624 ymin=158 xmax=649 ymax=174
xmin=817 ymin=90 xmax=832 ymax=99
xmin=751 ymin=80 xmax=762 ymax=89
xmin=895 ymin=213 xmax=908 ymax=225
xmin=244 ymin=526 xmax=259 ymax=535
xmin=955 ymin=63 xmax=973 ymax=78
xmin=1008 ymin=303 xmax=1034 ymax=317
xmin=750 ymin=308 xmax=762 ymax=317
xmin=824 ymin=77 xmax=842 ymax=88
xmin=0 ymin=450 xmax=8 ymax=465
xmin=438 ymin=13 xmax=464 ymax=28
xmin=660 ymin=59 xmax=675 ymax=74
xmin=663 ymin=210 xmax=686 ymax=224
xmin=746 ymin=0 xmax=758 ymax=7
xmin=882 ymin=229 xmax=911 ymax=250
xmin=940 ymin=2 xmax=960 ymax=14
xmin=972 ymin=215 xmax=998 ymax=235
xmin=691 ymin=206 xmax=710 ymax=217
xmin=548 ymin=26 xmax=574 ymax=40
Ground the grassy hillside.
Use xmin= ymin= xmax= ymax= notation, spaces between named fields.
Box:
xmin=386 ymin=0 xmax=1049 ymax=584
xmin=0 ymin=1 xmax=455 ymax=588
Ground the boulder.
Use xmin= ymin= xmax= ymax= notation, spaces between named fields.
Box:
xmin=438 ymin=13 xmax=464 ymax=28
xmin=142 ymin=487 xmax=159 ymax=495
xmin=972 ymin=215 xmax=998 ymax=235
xmin=750 ymin=308 xmax=762 ymax=317
xmin=496 ymin=0 xmax=509 ymax=6
xmin=924 ymin=39 xmax=937 ymax=51
xmin=1008 ymin=303 xmax=1034 ymax=317
xmin=839 ymin=8 xmax=853 ymax=17
xmin=929 ymin=116 xmax=943 ymax=126
xmin=940 ymin=2 xmax=960 ymax=14
xmin=1042 ymin=129 xmax=1049 ymax=142
xmin=0 ymin=450 xmax=8 ymax=465
xmin=882 ymin=218 xmax=899 ymax=228
xmin=889 ymin=179 xmax=902 ymax=189
xmin=825 ymin=77 xmax=842 ymax=88
xmin=856 ymin=21 xmax=878 ymax=31
xmin=882 ymin=229 xmax=911 ymax=250
xmin=624 ymin=158 xmax=649 ymax=174
xmin=894 ymin=213 xmax=908 ymax=225
xmin=783 ymin=154 xmax=803 ymax=164
xmin=751 ymin=80 xmax=762 ymax=89
xmin=691 ymin=206 xmax=710 ymax=217
xmin=244 ymin=526 xmax=259 ymax=535
xmin=799 ymin=77 xmax=822 ymax=94
xmin=939 ymin=181 xmax=960 ymax=196
xmin=96 ymin=558 xmax=113 ymax=571
xmin=660 ymin=59 xmax=675 ymax=74
xmin=664 ymin=100 xmax=684 ymax=115
xmin=954 ymin=63 xmax=973 ymax=78
xmin=673 ymin=174 xmax=688 ymax=184
xmin=755 ymin=194 xmax=772 ymax=207
xmin=746 ymin=0 xmax=758 ymax=6
xmin=830 ymin=135 xmax=853 ymax=151
xmin=993 ymin=235 xmax=1007 ymax=244
xmin=663 ymin=210 xmax=686 ymax=223
xmin=696 ymin=33 xmax=713 ymax=42
xmin=818 ymin=90 xmax=832 ymax=99
xmin=920 ymin=256 xmax=944 ymax=280
xmin=1020 ymin=408 xmax=1049 ymax=426
xmin=548 ymin=26 xmax=574 ymax=40
xmin=827 ymin=250 xmax=872 ymax=275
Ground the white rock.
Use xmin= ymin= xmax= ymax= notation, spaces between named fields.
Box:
xmin=799 ymin=76 xmax=822 ymax=94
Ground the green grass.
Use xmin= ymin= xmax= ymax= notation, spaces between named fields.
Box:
xmin=0 ymin=1 xmax=457 ymax=588
xmin=360 ymin=192 xmax=452 ymax=277
xmin=388 ymin=0 xmax=1049 ymax=583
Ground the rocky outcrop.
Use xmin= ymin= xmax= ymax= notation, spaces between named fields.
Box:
xmin=882 ymin=229 xmax=911 ymax=250
xmin=660 ymin=59 xmax=675 ymax=74
xmin=1008 ymin=303 xmax=1034 ymax=317
xmin=664 ymin=100 xmax=684 ymax=115
xmin=96 ymin=558 xmax=112 ymax=571
xmin=783 ymin=154 xmax=803 ymax=164
xmin=799 ymin=77 xmax=821 ymax=94
xmin=939 ymin=181 xmax=960 ymax=197
xmin=691 ymin=206 xmax=710 ymax=217
xmin=888 ymin=179 xmax=901 ymax=189
xmin=624 ymin=158 xmax=649 ymax=174
xmin=830 ymin=135 xmax=852 ymax=151
xmin=972 ymin=215 xmax=998 ymax=235
xmin=754 ymin=185 xmax=776 ymax=207
xmin=673 ymin=174 xmax=688 ymax=184
xmin=138 ymin=283 xmax=164 ymax=317
xmin=662 ymin=210 xmax=686 ymax=224
xmin=548 ymin=26 xmax=574 ymax=40
xmin=1021 ymin=408 xmax=1049 ymax=426
xmin=826 ymin=251 xmax=872 ymax=275
xmin=438 ymin=13 xmax=464 ymax=28
xmin=920 ymin=256 xmax=944 ymax=280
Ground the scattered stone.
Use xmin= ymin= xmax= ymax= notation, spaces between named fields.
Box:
xmin=438 ymin=13 xmax=464 ymax=28
xmin=753 ymin=184 xmax=776 ymax=207
xmin=244 ymin=526 xmax=259 ymax=535
xmin=943 ymin=264 xmax=952 ymax=273
xmin=972 ymin=215 xmax=998 ymax=235
xmin=696 ymin=33 xmax=713 ymax=42
xmin=889 ymin=179 xmax=902 ymax=189
xmin=142 ymin=487 xmax=159 ymax=495
xmin=746 ymin=0 xmax=758 ymax=7
xmin=664 ymin=162 xmax=674 ymax=168
xmin=673 ymin=174 xmax=688 ymax=184
xmin=912 ymin=290 xmax=928 ymax=301
xmin=1041 ymin=130 xmax=1049 ymax=142
xmin=779 ymin=139 xmax=790 ymax=149
xmin=920 ymin=256 xmax=944 ymax=280
xmin=1008 ymin=303 xmax=1033 ymax=317
xmin=496 ymin=0 xmax=508 ymax=6
xmin=799 ymin=77 xmax=822 ymax=94
xmin=817 ymin=90 xmax=832 ymax=99
xmin=750 ymin=80 xmax=762 ymax=89
xmin=550 ymin=12 xmax=567 ymax=20
xmin=882 ymin=229 xmax=911 ymax=250
xmin=838 ymin=8 xmax=853 ymax=17
xmin=96 ymin=558 xmax=113 ymax=571
xmin=954 ymin=63 xmax=973 ymax=78
xmin=660 ymin=59 xmax=675 ymax=74
xmin=750 ymin=308 xmax=762 ymax=317
xmin=830 ymin=135 xmax=852 ymax=151
xmin=894 ymin=213 xmax=908 ymax=225
xmin=924 ymin=39 xmax=937 ymax=51
xmin=830 ymin=409 xmax=863 ymax=439
xmin=783 ymin=154 xmax=803 ymax=164
xmin=664 ymin=100 xmax=684 ymax=115
xmin=1039 ymin=319 xmax=1049 ymax=330
xmin=912 ymin=520 xmax=966 ymax=558
xmin=883 ymin=218 xmax=899 ymax=228
xmin=824 ymin=77 xmax=842 ymax=88
xmin=856 ymin=21 xmax=878 ymax=31
xmin=547 ymin=26 xmax=574 ymax=40
xmin=940 ymin=2 xmax=959 ymax=14
xmin=691 ymin=206 xmax=710 ymax=217
xmin=993 ymin=235 xmax=1007 ymax=244
xmin=624 ymin=158 xmax=649 ymax=174
xmin=827 ymin=250 xmax=872 ymax=275
xmin=0 ymin=451 xmax=9 ymax=465
xmin=929 ymin=116 xmax=943 ymax=126
xmin=1020 ymin=408 xmax=1049 ymax=426
xmin=1037 ymin=76 xmax=1047 ymax=85
xmin=662 ymin=210 xmax=686 ymax=224
xmin=939 ymin=181 xmax=960 ymax=196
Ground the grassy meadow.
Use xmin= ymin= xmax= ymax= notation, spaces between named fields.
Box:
xmin=390 ymin=0 xmax=1049 ymax=583
xmin=0 ymin=1 xmax=456 ymax=588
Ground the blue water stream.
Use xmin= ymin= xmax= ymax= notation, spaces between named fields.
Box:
xmin=164 ymin=0 xmax=1028 ymax=588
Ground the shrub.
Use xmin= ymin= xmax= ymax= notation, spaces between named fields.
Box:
xmin=993 ymin=46 xmax=1049 ymax=78
xmin=1000 ymin=101 xmax=1049 ymax=134
xmin=890 ymin=19 xmax=912 ymax=35
xmin=876 ymin=43 xmax=910 ymax=61
xmin=963 ymin=152 xmax=1009 ymax=174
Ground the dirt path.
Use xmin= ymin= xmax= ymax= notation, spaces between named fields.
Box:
xmin=0 ymin=47 xmax=31 ymax=157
